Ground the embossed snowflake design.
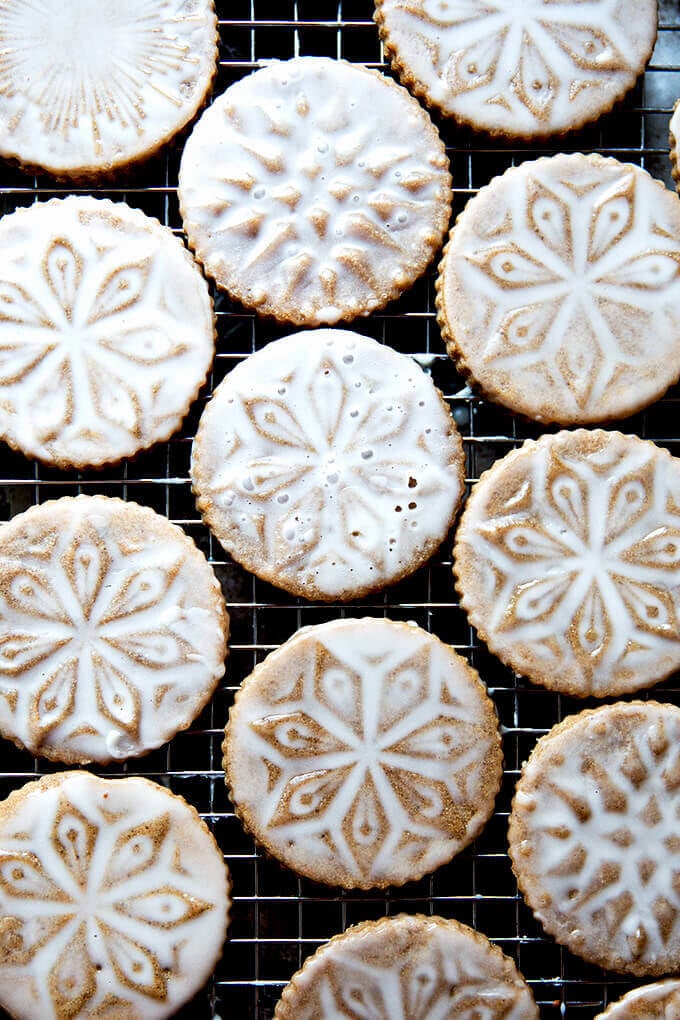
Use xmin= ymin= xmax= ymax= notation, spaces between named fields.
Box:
xmin=457 ymin=159 xmax=680 ymax=418
xmin=0 ymin=200 xmax=212 ymax=467
xmin=239 ymin=632 xmax=495 ymax=887
xmin=0 ymin=791 xmax=214 ymax=1016
xmin=461 ymin=433 xmax=680 ymax=695
xmin=0 ymin=507 xmax=216 ymax=762
xmin=179 ymin=58 xmax=449 ymax=323
xmin=379 ymin=0 xmax=651 ymax=136
xmin=515 ymin=709 xmax=680 ymax=972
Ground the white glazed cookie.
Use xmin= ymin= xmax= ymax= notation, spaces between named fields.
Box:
xmin=224 ymin=618 xmax=502 ymax=889
xmin=0 ymin=771 xmax=230 ymax=1020
xmin=178 ymin=56 xmax=451 ymax=326
xmin=0 ymin=196 xmax=215 ymax=469
xmin=596 ymin=979 xmax=680 ymax=1018
xmin=274 ymin=914 xmax=538 ymax=1019
xmin=454 ymin=430 xmax=680 ymax=698
xmin=0 ymin=0 xmax=218 ymax=179
xmin=437 ymin=154 xmax=680 ymax=424
xmin=509 ymin=702 xmax=680 ymax=976
xmin=375 ymin=0 xmax=657 ymax=139
xmin=0 ymin=495 xmax=228 ymax=764
xmin=191 ymin=330 xmax=464 ymax=601
xmin=670 ymin=99 xmax=680 ymax=193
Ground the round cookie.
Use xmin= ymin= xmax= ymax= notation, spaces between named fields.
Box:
xmin=0 ymin=771 xmax=230 ymax=1020
xmin=0 ymin=196 xmax=215 ymax=469
xmin=178 ymin=56 xmax=451 ymax=326
xmin=191 ymin=329 xmax=464 ymax=601
xmin=224 ymin=618 xmax=502 ymax=889
xmin=454 ymin=429 xmax=680 ymax=698
xmin=0 ymin=0 xmax=218 ymax=179
xmin=0 ymin=495 xmax=228 ymax=764
xmin=670 ymin=99 xmax=680 ymax=193
xmin=375 ymin=0 xmax=657 ymax=140
xmin=274 ymin=913 xmax=538 ymax=1018
xmin=436 ymin=154 xmax=680 ymax=425
xmin=596 ymin=979 xmax=680 ymax=1018
xmin=509 ymin=701 xmax=680 ymax=976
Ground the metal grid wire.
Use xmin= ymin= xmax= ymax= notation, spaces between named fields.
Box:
xmin=0 ymin=0 xmax=679 ymax=1016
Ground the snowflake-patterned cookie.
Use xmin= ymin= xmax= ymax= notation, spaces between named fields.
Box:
xmin=0 ymin=0 xmax=218 ymax=178
xmin=191 ymin=330 xmax=464 ymax=601
xmin=0 ymin=495 xmax=228 ymax=764
xmin=0 ymin=196 xmax=215 ymax=469
xmin=375 ymin=0 xmax=657 ymax=139
xmin=454 ymin=430 xmax=680 ymax=697
xmin=275 ymin=914 xmax=538 ymax=1019
xmin=510 ymin=702 xmax=680 ymax=975
xmin=438 ymin=154 xmax=680 ymax=424
xmin=596 ymin=979 xmax=680 ymax=1018
xmin=224 ymin=618 xmax=502 ymax=889
xmin=178 ymin=57 xmax=451 ymax=325
xmin=0 ymin=771 xmax=230 ymax=1019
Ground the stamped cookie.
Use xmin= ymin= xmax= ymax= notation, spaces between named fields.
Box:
xmin=178 ymin=56 xmax=451 ymax=325
xmin=0 ymin=0 xmax=218 ymax=179
xmin=0 ymin=196 xmax=215 ymax=469
xmin=275 ymin=913 xmax=538 ymax=1018
xmin=596 ymin=979 xmax=680 ymax=1018
xmin=509 ymin=701 xmax=680 ymax=976
xmin=191 ymin=329 xmax=464 ymax=601
xmin=454 ymin=430 xmax=680 ymax=698
xmin=0 ymin=495 xmax=228 ymax=764
xmin=375 ymin=0 xmax=657 ymax=139
xmin=0 ymin=771 xmax=230 ymax=1019
xmin=224 ymin=618 xmax=502 ymax=889
xmin=670 ymin=99 xmax=680 ymax=192
xmin=437 ymin=154 xmax=680 ymax=424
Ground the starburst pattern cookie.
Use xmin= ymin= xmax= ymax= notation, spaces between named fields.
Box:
xmin=0 ymin=0 xmax=218 ymax=178
xmin=454 ymin=430 xmax=680 ymax=697
xmin=596 ymin=979 xmax=680 ymax=1018
xmin=191 ymin=330 xmax=464 ymax=601
xmin=437 ymin=154 xmax=680 ymax=424
xmin=375 ymin=0 xmax=657 ymax=139
xmin=179 ymin=57 xmax=451 ymax=325
xmin=0 ymin=771 xmax=230 ymax=1019
xmin=509 ymin=702 xmax=680 ymax=976
xmin=0 ymin=495 xmax=228 ymax=764
xmin=275 ymin=914 xmax=538 ymax=1018
xmin=0 ymin=196 xmax=215 ymax=469
xmin=224 ymin=618 xmax=502 ymax=889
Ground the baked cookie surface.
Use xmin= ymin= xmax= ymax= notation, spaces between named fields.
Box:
xmin=0 ymin=495 xmax=228 ymax=764
xmin=192 ymin=329 xmax=464 ymax=601
xmin=0 ymin=771 xmax=230 ymax=1019
xmin=0 ymin=196 xmax=215 ymax=469
xmin=0 ymin=0 xmax=218 ymax=178
xmin=274 ymin=913 xmax=538 ymax=1019
xmin=179 ymin=56 xmax=451 ymax=325
xmin=224 ymin=618 xmax=502 ymax=889
xmin=454 ymin=430 xmax=680 ymax=697
xmin=375 ymin=0 xmax=657 ymax=139
xmin=596 ymin=979 xmax=680 ymax=1017
xmin=437 ymin=154 xmax=680 ymax=424
xmin=510 ymin=702 xmax=680 ymax=975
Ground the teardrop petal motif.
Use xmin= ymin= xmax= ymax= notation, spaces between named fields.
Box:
xmin=250 ymin=712 xmax=350 ymax=758
xmin=0 ymin=851 xmax=71 ymax=902
xmin=113 ymin=886 xmax=212 ymax=929
xmin=87 ymin=259 xmax=152 ymax=324
xmin=308 ymin=357 xmax=346 ymax=445
xmin=48 ymin=923 xmax=97 ymax=1019
xmin=3 ymin=565 xmax=69 ymax=622
xmin=269 ymin=767 xmax=354 ymax=827
xmin=623 ymin=527 xmax=680 ymax=571
xmin=93 ymin=653 xmax=141 ymax=739
xmin=97 ymin=919 xmax=167 ymax=1000
xmin=60 ymin=520 xmax=109 ymax=618
xmin=97 ymin=327 xmax=187 ymax=365
xmin=102 ymin=814 xmax=170 ymax=889
xmin=103 ymin=630 xmax=191 ymax=669
xmin=245 ymin=397 xmax=311 ymax=450
xmin=587 ymin=172 xmax=635 ymax=262
xmin=29 ymin=659 xmax=79 ymax=747
xmin=44 ymin=239 xmax=81 ymax=322
xmin=0 ymin=280 xmax=53 ymax=328
xmin=52 ymin=795 xmax=98 ymax=891
xmin=99 ymin=565 xmax=178 ymax=623
xmin=342 ymin=773 xmax=389 ymax=877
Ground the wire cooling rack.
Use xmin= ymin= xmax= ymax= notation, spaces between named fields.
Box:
xmin=0 ymin=1 xmax=679 ymax=1017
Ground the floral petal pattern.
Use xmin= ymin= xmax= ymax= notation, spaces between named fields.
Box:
xmin=227 ymin=619 xmax=501 ymax=887
xmin=455 ymin=430 xmax=680 ymax=696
